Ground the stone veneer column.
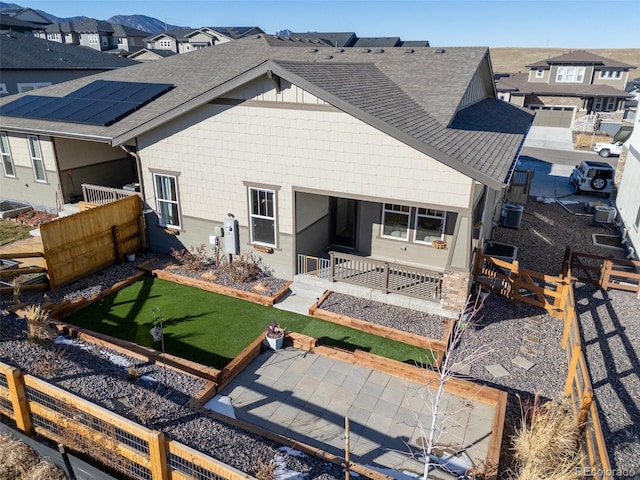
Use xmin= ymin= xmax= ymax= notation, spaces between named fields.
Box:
xmin=440 ymin=270 xmax=472 ymax=316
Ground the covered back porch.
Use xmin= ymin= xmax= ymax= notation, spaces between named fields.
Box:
xmin=294 ymin=191 xmax=474 ymax=316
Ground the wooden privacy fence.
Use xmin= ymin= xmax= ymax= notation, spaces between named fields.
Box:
xmin=40 ymin=195 xmax=146 ymax=290
xmin=0 ymin=362 xmax=255 ymax=480
xmin=473 ymin=251 xmax=612 ymax=478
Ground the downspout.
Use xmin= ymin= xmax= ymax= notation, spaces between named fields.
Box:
xmin=120 ymin=145 xmax=145 ymax=201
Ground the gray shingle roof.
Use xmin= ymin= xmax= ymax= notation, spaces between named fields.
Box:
xmin=526 ymin=50 xmax=636 ymax=70
xmin=0 ymin=13 xmax=40 ymax=31
xmin=494 ymin=72 xmax=631 ymax=97
xmin=0 ymin=31 xmax=139 ymax=69
xmin=0 ymin=34 xmax=532 ymax=188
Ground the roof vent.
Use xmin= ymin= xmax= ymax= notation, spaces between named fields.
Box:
xmin=361 ymin=48 xmax=371 ymax=53
xmin=435 ymin=48 xmax=446 ymax=54
xmin=405 ymin=48 xmax=415 ymax=53
xmin=325 ymin=55 xmax=333 ymax=60
xmin=374 ymin=48 xmax=384 ymax=53
xmin=308 ymin=48 xmax=318 ymax=53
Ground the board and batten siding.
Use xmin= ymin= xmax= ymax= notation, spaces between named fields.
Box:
xmin=459 ymin=59 xmax=494 ymax=109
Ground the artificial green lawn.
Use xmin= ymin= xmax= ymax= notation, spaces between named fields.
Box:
xmin=65 ymin=277 xmax=434 ymax=369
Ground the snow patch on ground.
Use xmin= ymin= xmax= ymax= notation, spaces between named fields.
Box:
xmin=203 ymin=395 xmax=236 ymax=419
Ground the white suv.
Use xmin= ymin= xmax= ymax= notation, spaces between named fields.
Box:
xmin=569 ymin=161 xmax=615 ymax=196
xmin=593 ymin=141 xmax=624 ymax=157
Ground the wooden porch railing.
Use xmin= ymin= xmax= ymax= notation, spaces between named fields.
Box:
xmin=333 ymin=252 xmax=442 ymax=301
xmin=81 ymin=183 xmax=140 ymax=205
xmin=297 ymin=253 xmax=443 ymax=301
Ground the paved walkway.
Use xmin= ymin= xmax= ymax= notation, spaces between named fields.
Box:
xmin=220 ymin=348 xmax=497 ymax=478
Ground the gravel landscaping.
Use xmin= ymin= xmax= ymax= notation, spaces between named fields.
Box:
xmin=1 ymin=195 xmax=637 ymax=478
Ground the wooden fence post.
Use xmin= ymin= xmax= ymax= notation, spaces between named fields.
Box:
xmin=344 ymin=417 xmax=350 ymax=480
xmin=138 ymin=214 xmax=147 ymax=251
xmin=6 ymin=367 xmax=33 ymax=436
xmin=147 ymin=431 xmax=168 ymax=480
xmin=112 ymin=226 xmax=122 ymax=264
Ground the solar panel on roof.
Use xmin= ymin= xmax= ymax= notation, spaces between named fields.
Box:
xmin=1 ymin=80 xmax=173 ymax=126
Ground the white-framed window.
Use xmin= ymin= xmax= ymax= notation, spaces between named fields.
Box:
xmin=605 ymin=97 xmax=616 ymax=111
xmin=153 ymin=173 xmax=181 ymax=228
xmin=249 ymin=187 xmax=277 ymax=247
xmin=0 ymin=132 xmax=16 ymax=178
xmin=614 ymin=71 xmax=622 ymax=79
xmin=414 ymin=208 xmax=446 ymax=244
xmin=27 ymin=135 xmax=46 ymax=183
xmin=556 ymin=66 xmax=585 ymax=83
xmin=0 ymin=84 xmax=7 ymax=94
xmin=599 ymin=71 xmax=610 ymax=79
xmin=381 ymin=204 xmax=411 ymax=240
xmin=535 ymin=69 xmax=544 ymax=78
xmin=159 ymin=40 xmax=172 ymax=48
xmin=17 ymin=82 xmax=52 ymax=93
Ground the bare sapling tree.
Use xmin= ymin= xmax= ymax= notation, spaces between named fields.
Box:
xmin=416 ymin=291 xmax=493 ymax=480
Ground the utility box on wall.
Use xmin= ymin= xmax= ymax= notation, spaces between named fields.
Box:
xmin=223 ymin=217 xmax=240 ymax=255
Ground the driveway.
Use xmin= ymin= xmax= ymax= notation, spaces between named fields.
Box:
xmin=523 ymin=126 xmax=575 ymax=151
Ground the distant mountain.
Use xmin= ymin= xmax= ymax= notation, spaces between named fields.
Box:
xmin=0 ymin=2 xmax=183 ymax=33
xmin=106 ymin=15 xmax=182 ymax=34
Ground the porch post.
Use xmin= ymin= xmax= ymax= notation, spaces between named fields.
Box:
xmin=329 ymin=251 xmax=335 ymax=282
xmin=382 ymin=262 xmax=389 ymax=293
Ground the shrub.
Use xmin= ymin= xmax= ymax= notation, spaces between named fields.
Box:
xmin=23 ymin=305 xmax=57 ymax=342
xmin=217 ymin=251 xmax=271 ymax=283
xmin=170 ymin=243 xmax=212 ymax=271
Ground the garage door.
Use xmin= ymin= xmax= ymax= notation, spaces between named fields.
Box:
xmin=531 ymin=106 xmax=574 ymax=127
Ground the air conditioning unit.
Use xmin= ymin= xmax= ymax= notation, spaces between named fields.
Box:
xmin=593 ymin=205 xmax=617 ymax=225
xmin=501 ymin=204 xmax=524 ymax=229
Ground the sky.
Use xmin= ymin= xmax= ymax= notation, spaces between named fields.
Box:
xmin=17 ymin=0 xmax=640 ymax=49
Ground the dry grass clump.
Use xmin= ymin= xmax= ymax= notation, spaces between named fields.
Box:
xmin=23 ymin=305 xmax=57 ymax=342
xmin=251 ymin=281 xmax=269 ymax=294
xmin=510 ymin=395 xmax=584 ymax=480
xmin=254 ymin=460 xmax=276 ymax=480
xmin=200 ymin=269 xmax=218 ymax=282
xmin=0 ymin=433 xmax=66 ymax=480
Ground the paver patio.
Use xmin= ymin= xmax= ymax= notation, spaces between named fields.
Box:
xmin=221 ymin=348 xmax=498 ymax=477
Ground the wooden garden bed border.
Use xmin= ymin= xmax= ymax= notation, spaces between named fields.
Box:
xmin=309 ymin=290 xmax=452 ymax=364
xmin=138 ymin=257 xmax=292 ymax=306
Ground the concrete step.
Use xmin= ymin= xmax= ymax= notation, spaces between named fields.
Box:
xmin=273 ymin=278 xmax=328 ymax=315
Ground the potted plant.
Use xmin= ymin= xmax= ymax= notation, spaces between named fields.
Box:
xmin=265 ymin=321 xmax=285 ymax=350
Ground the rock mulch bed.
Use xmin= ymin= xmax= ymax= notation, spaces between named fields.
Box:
xmin=2 ymin=258 xmax=342 ymax=480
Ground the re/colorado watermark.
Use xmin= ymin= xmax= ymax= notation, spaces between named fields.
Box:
xmin=577 ymin=467 xmax=636 ymax=477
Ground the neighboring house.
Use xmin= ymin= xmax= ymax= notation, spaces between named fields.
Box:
xmin=144 ymin=26 xmax=264 ymax=54
xmin=288 ymin=31 xmax=430 ymax=47
xmin=127 ymin=48 xmax=178 ymax=62
xmin=0 ymin=35 xmax=533 ymax=317
xmin=1 ymin=7 xmax=52 ymax=26
xmin=0 ymin=12 xmax=42 ymax=34
xmin=0 ymin=31 xmax=138 ymax=96
xmin=33 ymin=19 xmax=149 ymax=53
xmin=615 ymin=116 xmax=640 ymax=261
xmin=495 ymin=50 xmax=635 ymax=129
